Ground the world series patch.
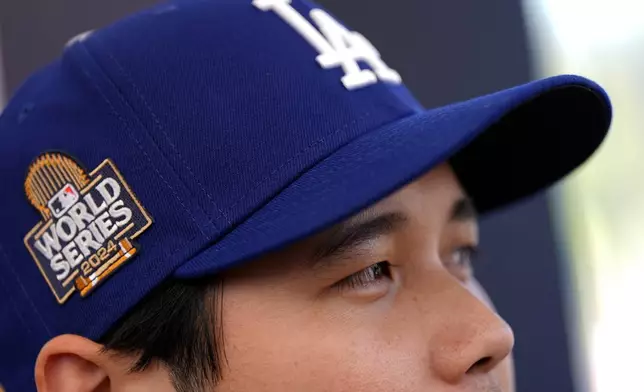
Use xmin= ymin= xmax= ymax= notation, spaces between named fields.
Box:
xmin=23 ymin=153 xmax=153 ymax=304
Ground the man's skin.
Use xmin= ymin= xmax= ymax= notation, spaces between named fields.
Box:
xmin=37 ymin=164 xmax=516 ymax=391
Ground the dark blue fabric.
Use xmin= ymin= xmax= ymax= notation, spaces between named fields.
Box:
xmin=175 ymin=75 xmax=612 ymax=277
xmin=0 ymin=0 xmax=611 ymax=390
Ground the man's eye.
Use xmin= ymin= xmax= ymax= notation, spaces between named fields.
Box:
xmin=332 ymin=261 xmax=392 ymax=292
xmin=446 ymin=246 xmax=478 ymax=280
xmin=452 ymin=246 xmax=477 ymax=266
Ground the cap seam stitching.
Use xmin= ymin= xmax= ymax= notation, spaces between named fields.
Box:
xmin=70 ymin=42 xmax=208 ymax=239
xmin=100 ymin=49 xmax=229 ymax=229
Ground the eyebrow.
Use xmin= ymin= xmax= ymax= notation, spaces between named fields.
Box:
xmin=311 ymin=211 xmax=408 ymax=266
xmin=451 ymin=197 xmax=477 ymax=221
xmin=310 ymin=197 xmax=477 ymax=267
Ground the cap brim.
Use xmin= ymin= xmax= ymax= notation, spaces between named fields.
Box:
xmin=175 ymin=74 xmax=611 ymax=277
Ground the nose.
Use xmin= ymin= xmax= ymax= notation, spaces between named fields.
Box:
xmin=426 ymin=276 xmax=515 ymax=384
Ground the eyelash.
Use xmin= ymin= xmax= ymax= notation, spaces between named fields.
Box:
xmin=449 ymin=245 xmax=478 ymax=268
xmin=333 ymin=245 xmax=479 ymax=292
xmin=332 ymin=261 xmax=392 ymax=291
xmin=446 ymin=245 xmax=479 ymax=283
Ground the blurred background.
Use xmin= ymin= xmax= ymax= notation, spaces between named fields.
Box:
xmin=0 ymin=1 xmax=641 ymax=391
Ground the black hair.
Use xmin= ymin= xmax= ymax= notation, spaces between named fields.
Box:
xmin=98 ymin=277 xmax=225 ymax=392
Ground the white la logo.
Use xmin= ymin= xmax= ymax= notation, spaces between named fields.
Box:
xmin=253 ymin=0 xmax=402 ymax=90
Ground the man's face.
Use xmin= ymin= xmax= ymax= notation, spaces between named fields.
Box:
xmin=216 ymin=164 xmax=515 ymax=391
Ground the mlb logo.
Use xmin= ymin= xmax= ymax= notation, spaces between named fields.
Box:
xmin=48 ymin=183 xmax=79 ymax=218
xmin=24 ymin=153 xmax=153 ymax=303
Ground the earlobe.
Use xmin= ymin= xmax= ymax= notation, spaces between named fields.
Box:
xmin=35 ymin=334 xmax=109 ymax=392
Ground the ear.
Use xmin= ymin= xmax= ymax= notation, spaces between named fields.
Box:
xmin=35 ymin=334 xmax=110 ymax=392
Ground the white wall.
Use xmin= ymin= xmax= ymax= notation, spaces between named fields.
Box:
xmin=524 ymin=1 xmax=644 ymax=392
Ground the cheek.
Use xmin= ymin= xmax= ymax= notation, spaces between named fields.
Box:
xmin=216 ymin=286 xmax=423 ymax=392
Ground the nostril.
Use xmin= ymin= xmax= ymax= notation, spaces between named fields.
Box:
xmin=467 ymin=356 xmax=492 ymax=373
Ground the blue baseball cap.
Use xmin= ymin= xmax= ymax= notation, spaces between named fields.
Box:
xmin=0 ymin=0 xmax=611 ymax=390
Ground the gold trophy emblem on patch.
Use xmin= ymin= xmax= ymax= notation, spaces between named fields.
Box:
xmin=23 ymin=153 xmax=152 ymax=304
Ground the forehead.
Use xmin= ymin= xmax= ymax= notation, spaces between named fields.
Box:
xmin=380 ymin=163 xmax=467 ymax=212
